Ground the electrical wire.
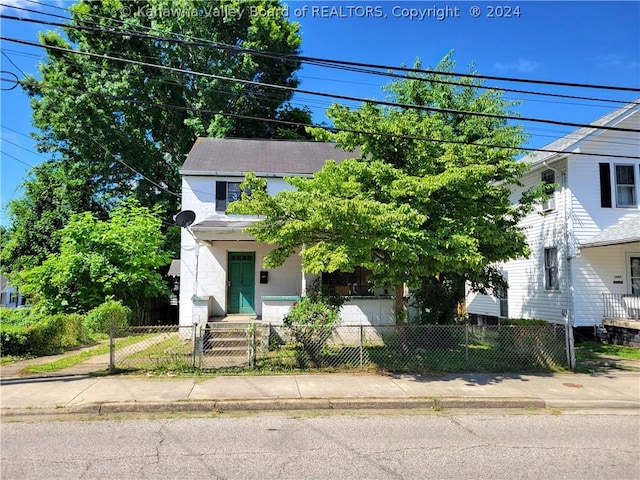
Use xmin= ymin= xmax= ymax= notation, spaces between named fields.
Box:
xmin=4 ymin=36 xmax=640 ymax=135
xmin=18 ymin=79 xmax=640 ymax=160
xmin=7 ymin=39 xmax=633 ymax=149
xmin=0 ymin=137 xmax=50 ymax=159
xmin=0 ymin=70 xmax=19 ymax=90
xmin=2 ymin=9 xmax=638 ymax=107
xmin=1 ymin=151 xmax=35 ymax=168
xmin=1 ymin=50 xmax=27 ymax=77
xmin=15 ymin=1 xmax=640 ymax=94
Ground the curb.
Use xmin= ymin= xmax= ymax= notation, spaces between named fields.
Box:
xmin=1 ymin=396 xmax=551 ymax=417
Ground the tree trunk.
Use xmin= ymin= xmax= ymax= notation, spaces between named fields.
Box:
xmin=395 ymin=284 xmax=407 ymax=325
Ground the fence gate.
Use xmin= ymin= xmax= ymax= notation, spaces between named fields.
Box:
xmin=198 ymin=323 xmax=265 ymax=370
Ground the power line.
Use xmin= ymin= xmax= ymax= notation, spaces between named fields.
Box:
xmin=14 ymin=1 xmax=640 ymax=94
xmin=13 ymin=37 xmax=624 ymax=144
xmin=1 ymin=50 xmax=27 ymax=77
xmin=2 ymin=10 xmax=638 ymax=107
xmin=4 ymin=36 xmax=640 ymax=134
xmin=18 ymin=79 xmax=640 ymax=161
xmin=87 ymin=137 xmax=181 ymax=199
xmin=0 ymin=137 xmax=50 ymax=159
xmin=1 ymin=151 xmax=35 ymax=168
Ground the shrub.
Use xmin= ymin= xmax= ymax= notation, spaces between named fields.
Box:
xmin=83 ymin=299 xmax=131 ymax=334
xmin=0 ymin=312 xmax=88 ymax=356
xmin=29 ymin=313 xmax=88 ymax=354
xmin=0 ymin=308 xmax=33 ymax=327
xmin=282 ymin=280 xmax=343 ymax=367
xmin=499 ymin=318 xmax=549 ymax=326
xmin=0 ymin=324 xmax=30 ymax=356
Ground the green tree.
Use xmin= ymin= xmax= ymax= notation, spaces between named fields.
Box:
xmin=1 ymin=161 xmax=101 ymax=276
xmin=18 ymin=201 xmax=171 ymax=323
xmin=24 ymin=0 xmax=306 ymax=215
xmin=230 ymin=53 xmax=545 ymax=323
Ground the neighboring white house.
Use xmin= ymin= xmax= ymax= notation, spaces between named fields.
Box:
xmin=177 ymin=138 xmax=395 ymax=327
xmin=467 ymin=101 xmax=640 ymax=336
xmin=0 ymin=275 xmax=24 ymax=309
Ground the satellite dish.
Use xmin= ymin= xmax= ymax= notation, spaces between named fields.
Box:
xmin=174 ymin=210 xmax=196 ymax=228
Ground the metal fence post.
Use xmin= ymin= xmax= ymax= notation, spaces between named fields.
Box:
xmin=359 ymin=324 xmax=364 ymax=369
xmin=109 ymin=321 xmax=115 ymax=373
xmin=565 ymin=321 xmax=576 ymax=370
xmin=465 ymin=323 xmax=469 ymax=367
xmin=248 ymin=324 xmax=256 ymax=368
xmin=198 ymin=325 xmax=204 ymax=369
xmin=191 ymin=324 xmax=197 ymax=369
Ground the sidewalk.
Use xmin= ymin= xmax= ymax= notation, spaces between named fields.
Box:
xmin=1 ymin=359 xmax=639 ymax=417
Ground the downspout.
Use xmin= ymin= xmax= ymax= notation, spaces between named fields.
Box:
xmin=543 ymin=160 xmax=575 ymax=369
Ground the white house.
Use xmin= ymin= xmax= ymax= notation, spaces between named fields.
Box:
xmin=466 ymin=101 xmax=640 ymax=341
xmin=177 ymin=138 xmax=396 ymax=327
xmin=0 ymin=275 xmax=24 ymax=309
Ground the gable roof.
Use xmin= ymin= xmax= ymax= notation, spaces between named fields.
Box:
xmin=523 ymin=99 xmax=640 ymax=168
xmin=180 ymin=138 xmax=358 ymax=176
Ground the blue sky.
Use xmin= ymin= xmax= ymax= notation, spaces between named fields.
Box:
xmin=1 ymin=1 xmax=639 ymax=226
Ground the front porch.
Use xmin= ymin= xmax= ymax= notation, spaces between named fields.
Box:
xmin=602 ymin=293 xmax=640 ymax=346
xmin=261 ymin=295 xmax=395 ymax=326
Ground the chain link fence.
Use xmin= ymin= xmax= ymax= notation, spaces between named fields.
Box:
xmin=109 ymin=323 xmax=570 ymax=373
xmin=109 ymin=325 xmax=197 ymax=372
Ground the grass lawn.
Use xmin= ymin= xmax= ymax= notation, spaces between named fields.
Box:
xmin=19 ymin=334 xmax=158 ymax=374
xmin=575 ymin=341 xmax=640 ymax=361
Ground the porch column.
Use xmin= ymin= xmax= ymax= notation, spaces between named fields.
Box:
xmin=300 ymin=244 xmax=307 ymax=296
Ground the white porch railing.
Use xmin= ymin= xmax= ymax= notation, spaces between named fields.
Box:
xmin=603 ymin=293 xmax=640 ymax=321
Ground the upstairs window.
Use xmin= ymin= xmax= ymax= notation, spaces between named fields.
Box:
xmin=544 ymin=247 xmax=559 ymax=291
xmin=541 ymin=169 xmax=555 ymax=212
xmin=615 ymin=165 xmax=637 ymax=207
xmin=216 ymin=181 xmax=242 ymax=212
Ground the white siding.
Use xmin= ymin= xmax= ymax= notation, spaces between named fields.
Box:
xmin=572 ymin=243 xmax=640 ymax=326
xmin=469 ymin=162 xmax=570 ymax=323
xmin=567 ymin=112 xmax=639 ymax=242
xmin=181 ymin=175 xmax=294 ymax=222
xmin=467 ymin=112 xmax=640 ymax=328
xmin=179 ymin=174 xmax=305 ymax=326
xmin=179 ymin=237 xmax=307 ymax=326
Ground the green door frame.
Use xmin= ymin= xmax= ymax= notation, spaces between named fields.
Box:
xmin=227 ymin=252 xmax=256 ymax=314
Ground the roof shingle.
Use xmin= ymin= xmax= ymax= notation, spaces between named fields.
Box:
xmin=180 ymin=138 xmax=358 ymax=176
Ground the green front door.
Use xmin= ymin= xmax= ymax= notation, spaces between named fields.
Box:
xmin=227 ymin=252 xmax=256 ymax=314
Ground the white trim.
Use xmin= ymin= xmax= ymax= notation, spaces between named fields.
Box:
xmin=179 ymin=170 xmax=314 ymax=178
xmin=625 ymin=251 xmax=640 ymax=295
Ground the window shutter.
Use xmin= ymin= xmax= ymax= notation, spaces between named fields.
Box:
xmin=599 ymin=163 xmax=612 ymax=208
xmin=216 ymin=181 xmax=227 ymax=211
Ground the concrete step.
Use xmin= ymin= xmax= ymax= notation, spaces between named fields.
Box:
xmin=203 ymin=347 xmax=249 ymax=356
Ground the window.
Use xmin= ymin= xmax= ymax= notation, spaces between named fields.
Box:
xmin=322 ymin=267 xmax=373 ymax=296
xmin=631 ymin=256 xmax=640 ymax=296
xmin=599 ymin=163 xmax=612 ymax=208
xmin=541 ymin=169 xmax=555 ymax=211
xmin=495 ymin=283 xmax=509 ymax=318
xmin=544 ymin=247 xmax=559 ymax=290
xmin=615 ymin=165 xmax=636 ymax=207
xmin=216 ymin=181 xmax=242 ymax=212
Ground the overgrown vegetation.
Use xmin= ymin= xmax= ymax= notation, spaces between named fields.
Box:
xmin=282 ymin=280 xmax=344 ymax=367
xmin=0 ymin=298 xmax=132 ymax=357
xmin=229 ymin=53 xmax=547 ymax=324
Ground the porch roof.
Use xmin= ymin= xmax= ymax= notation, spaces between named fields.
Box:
xmin=580 ymin=216 xmax=640 ymax=248
xmin=191 ymin=219 xmax=258 ymax=241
